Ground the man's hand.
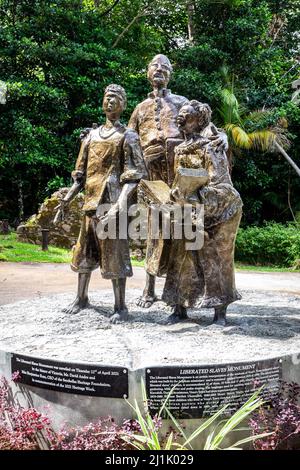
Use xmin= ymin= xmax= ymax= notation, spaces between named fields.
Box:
xmin=209 ymin=132 xmax=228 ymax=152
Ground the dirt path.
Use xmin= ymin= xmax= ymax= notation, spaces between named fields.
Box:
xmin=0 ymin=262 xmax=299 ymax=305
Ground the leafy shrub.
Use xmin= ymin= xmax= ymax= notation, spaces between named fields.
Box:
xmin=250 ymin=382 xmax=300 ymax=450
xmin=0 ymin=376 xmax=54 ymax=450
xmin=235 ymin=222 xmax=300 ymax=267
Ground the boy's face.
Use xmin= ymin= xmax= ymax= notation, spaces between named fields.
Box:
xmin=102 ymin=91 xmax=124 ymax=117
xmin=177 ymin=105 xmax=199 ymax=134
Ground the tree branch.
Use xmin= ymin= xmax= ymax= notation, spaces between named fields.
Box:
xmin=275 ymin=141 xmax=300 ymax=178
xmin=112 ymin=9 xmax=147 ymax=48
xmin=95 ymin=0 xmax=121 ymax=17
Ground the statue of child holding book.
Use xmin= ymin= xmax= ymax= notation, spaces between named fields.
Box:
xmin=162 ymin=100 xmax=243 ymax=325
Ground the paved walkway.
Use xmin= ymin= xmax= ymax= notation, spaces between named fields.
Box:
xmin=0 ymin=262 xmax=299 ymax=305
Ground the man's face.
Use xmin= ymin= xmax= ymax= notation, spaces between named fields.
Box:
xmin=147 ymin=57 xmax=171 ymax=89
xmin=177 ymin=105 xmax=199 ymax=134
xmin=102 ymin=91 xmax=124 ymax=117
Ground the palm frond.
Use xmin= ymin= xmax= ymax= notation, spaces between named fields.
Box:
xmin=225 ymin=124 xmax=251 ymax=149
xmin=246 ymin=109 xmax=273 ymax=123
xmin=218 ymin=88 xmax=243 ymax=125
xmin=248 ymin=130 xmax=276 ymax=152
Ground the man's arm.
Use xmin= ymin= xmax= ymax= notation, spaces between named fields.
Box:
xmin=128 ymin=105 xmax=139 ymax=132
xmin=205 ymin=122 xmax=228 ymax=152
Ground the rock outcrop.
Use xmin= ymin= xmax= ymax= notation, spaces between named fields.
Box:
xmin=17 ymin=188 xmax=84 ymax=249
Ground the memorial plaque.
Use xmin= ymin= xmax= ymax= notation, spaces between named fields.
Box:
xmin=146 ymin=358 xmax=282 ymax=419
xmin=11 ymin=354 xmax=128 ymax=398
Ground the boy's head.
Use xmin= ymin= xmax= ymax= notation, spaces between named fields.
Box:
xmin=177 ymin=100 xmax=212 ymax=134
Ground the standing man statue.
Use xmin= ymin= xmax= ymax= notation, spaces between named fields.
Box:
xmin=129 ymin=54 xmax=228 ymax=309
xmin=55 ymin=84 xmax=147 ymax=323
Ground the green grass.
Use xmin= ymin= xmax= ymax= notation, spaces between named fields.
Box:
xmin=0 ymin=232 xmax=145 ymax=266
xmin=235 ymin=263 xmax=296 ymax=273
xmin=0 ymin=233 xmax=296 ymax=272
xmin=0 ymin=232 xmax=72 ymax=263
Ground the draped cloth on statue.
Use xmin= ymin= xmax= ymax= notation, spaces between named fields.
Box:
xmin=161 ymin=139 xmax=243 ymax=308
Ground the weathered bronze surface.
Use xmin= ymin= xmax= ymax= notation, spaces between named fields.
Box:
xmin=55 ymin=84 xmax=147 ymax=322
xmin=158 ymin=100 xmax=243 ymax=324
xmin=129 ymin=55 xmax=230 ymax=309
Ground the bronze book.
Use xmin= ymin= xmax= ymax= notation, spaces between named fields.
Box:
xmin=172 ymin=168 xmax=209 ymax=197
xmin=138 ymin=179 xmax=171 ymax=205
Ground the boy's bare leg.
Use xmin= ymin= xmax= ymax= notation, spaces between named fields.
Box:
xmin=136 ymin=273 xmax=157 ymax=308
xmin=110 ymin=278 xmax=128 ymax=323
xmin=63 ymin=272 xmax=91 ymax=314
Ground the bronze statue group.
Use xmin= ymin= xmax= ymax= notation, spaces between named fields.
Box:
xmin=55 ymin=54 xmax=243 ymax=326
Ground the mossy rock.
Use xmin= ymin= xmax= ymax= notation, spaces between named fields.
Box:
xmin=17 ymin=188 xmax=84 ymax=249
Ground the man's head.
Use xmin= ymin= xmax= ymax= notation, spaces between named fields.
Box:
xmin=103 ymin=84 xmax=127 ymax=118
xmin=147 ymin=54 xmax=173 ymax=89
xmin=177 ymin=100 xmax=212 ymax=134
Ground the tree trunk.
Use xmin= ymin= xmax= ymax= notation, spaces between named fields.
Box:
xmin=274 ymin=141 xmax=300 ymax=178
xmin=17 ymin=179 xmax=24 ymax=222
xmin=186 ymin=1 xmax=195 ymax=44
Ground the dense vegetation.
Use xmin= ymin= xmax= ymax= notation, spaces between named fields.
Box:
xmin=0 ymin=0 xmax=299 ymax=227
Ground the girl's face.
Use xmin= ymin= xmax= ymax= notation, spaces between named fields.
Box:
xmin=102 ymin=92 xmax=124 ymax=117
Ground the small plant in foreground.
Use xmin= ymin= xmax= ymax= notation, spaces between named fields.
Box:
xmin=250 ymin=381 xmax=300 ymax=450
xmin=0 ymin=376 xmax=54 ymax=450
xmin=50 ymin=419 xmax=139 ymax=450
xmin=122 ymin=380 xmax=272 ymax=450
xmin=0 ymin=374 xmax=286 ymax=451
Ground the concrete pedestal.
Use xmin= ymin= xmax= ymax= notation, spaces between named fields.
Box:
xmin=0 ymin=289 xmax=300 ymax=449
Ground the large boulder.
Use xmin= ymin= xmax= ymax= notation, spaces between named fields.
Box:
xmin=17 ymin=188 xmax=84 ymax=249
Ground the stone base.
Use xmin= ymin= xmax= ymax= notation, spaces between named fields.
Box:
xmin=0 ymin=289 xmax=300 ymax=449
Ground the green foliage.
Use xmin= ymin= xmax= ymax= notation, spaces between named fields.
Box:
xmin=235 ymin=222 xmax=300 ymax=267
xmin=0 ymin=232 xmax=145 ymax=265
xmin=0 ymin=0 xmax=299 ymax=226
xmin=172 ymin=0 xmax=300 ymax=224
xmin=0 ymin=232 xmax=71 ymax=263
xmin=123 ymin=379 xmax=271 ymax=450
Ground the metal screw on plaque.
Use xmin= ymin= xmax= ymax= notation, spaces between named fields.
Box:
xmin=41 ymin=229 xmax=50 ymax=251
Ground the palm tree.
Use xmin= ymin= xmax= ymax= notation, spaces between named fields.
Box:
xmin=217 ymin=83 xmax=300 ymax=178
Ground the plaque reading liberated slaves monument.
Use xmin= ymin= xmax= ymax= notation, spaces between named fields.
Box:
xmin=146 ymin=359 xmax=282 ymax=419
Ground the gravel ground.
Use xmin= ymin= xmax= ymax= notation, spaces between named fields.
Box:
xmin=0 ymin=288 xmax=299 ymax=369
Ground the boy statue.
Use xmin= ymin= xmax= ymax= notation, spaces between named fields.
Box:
xmin=55 ymin=84 xmax=147 ymax=323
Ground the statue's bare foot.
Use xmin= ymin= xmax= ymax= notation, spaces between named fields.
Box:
xmin=167 ymin=305 xmax=188 ymax=324
xmin=212 ymin=316 xmax=226 ymax=326
xmin=62 ymin=297 xmax=89 ymax=315
xmin=212 ymin=306 xmax=227 ymax=326
xmin=136 ymin=294 xmax=157 ymax=309
xmin=110 ymin=307 xmax=129 ymax=324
